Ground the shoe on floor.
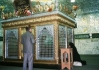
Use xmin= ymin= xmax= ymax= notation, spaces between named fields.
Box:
xmin=73 ymin=61 xmax=82 ymax=66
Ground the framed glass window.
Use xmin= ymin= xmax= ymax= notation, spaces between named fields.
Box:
xmin=59 ymin=25 xmax=67 ymax=48
xmin=67 ymin=28 xmax=74 ymax=43
xmin=5 ymin=29 xmax=18 ymax=59
xmin=36 ymin=25 xmax=54 ymax=60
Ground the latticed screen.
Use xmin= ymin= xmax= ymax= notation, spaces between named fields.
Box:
xmin=58 ymin=25 xmax=67 ymax=62
xmin=5 ymin=29 xmax=18 ymax=58
xmin=59 ymin=25 xmax=67 ymax=48
xmin=67 ymin=28 xmax=73 ymax=43
xmin=36 ymin=25 xmax=54 ymax=60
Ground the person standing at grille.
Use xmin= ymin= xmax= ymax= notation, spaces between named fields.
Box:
xmin=21 ymin=25 xmax=35 ymax=70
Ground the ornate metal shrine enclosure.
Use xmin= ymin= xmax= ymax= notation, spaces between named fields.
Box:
xmin=1 ymin=0 xmax=76 ymax=65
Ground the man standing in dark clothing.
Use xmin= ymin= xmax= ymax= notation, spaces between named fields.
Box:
xmin=21 ymin=25 xmax=35 ymax=70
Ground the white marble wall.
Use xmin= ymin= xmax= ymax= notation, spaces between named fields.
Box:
xmin=74 ymin=13 xmax=99 ymax=54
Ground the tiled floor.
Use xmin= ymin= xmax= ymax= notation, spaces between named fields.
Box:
xmin=0 ymin=66 xmax=57 ymax=70
xmin=0 ymin=65 xmax=99 ymax=70
xmin=0 ymin=55 xmax=99 ymax=70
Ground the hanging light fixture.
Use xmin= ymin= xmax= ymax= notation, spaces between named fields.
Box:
xmin=71 ymin=0 xmax=78 ymax=11
xmin=71 ymin=0 xmax=75 ymax=3
xmin=72 ymin=5 xmax=78 ymax=11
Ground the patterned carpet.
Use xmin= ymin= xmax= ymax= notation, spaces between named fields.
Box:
xmin=0 ymin=55 xmax=99 ymax=70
